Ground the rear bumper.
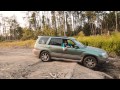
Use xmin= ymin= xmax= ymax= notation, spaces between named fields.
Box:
xmin=32 ymin=48 xmax=40 ymax=58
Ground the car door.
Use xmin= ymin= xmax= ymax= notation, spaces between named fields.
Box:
xmin=48 ymin=38 xmax=64 ymax=58
xmin=62 ymin=39 xmax=83 ymax=60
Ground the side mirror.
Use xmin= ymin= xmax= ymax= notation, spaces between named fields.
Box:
xmin=74 ymin=45 xmax=79 ymax=49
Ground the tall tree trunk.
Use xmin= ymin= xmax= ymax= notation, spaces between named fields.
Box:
xmin=115 ymin=11 xmax=118 ymax=32
xmin=64 ymin=11 xmax=67 ymax=36
xmin=54 ymin=11 xmax=57 ymax=36
xmin=101 ymin=23 xmax=102 ymax=35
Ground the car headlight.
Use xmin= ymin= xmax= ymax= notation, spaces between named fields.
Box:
xmin=101 ymin=52 xmax=108 ymax=58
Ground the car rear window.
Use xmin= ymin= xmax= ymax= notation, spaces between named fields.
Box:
xmin=38 ymin=37 xmax=49 ymax=44
xmin=49 ymin=38 xmax=62 ymax=46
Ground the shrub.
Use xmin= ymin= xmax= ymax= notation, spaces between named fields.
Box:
xmin=78 ymin=31 xmax=85 ymax=37
xmin=21 ymin=29 xmax=34 ymax=41
xmin=0 ymin=36 xmax=5 ymax=42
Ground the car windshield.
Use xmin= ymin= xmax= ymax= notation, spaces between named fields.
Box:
xmin=73 ymin=39 xmax=86 ymax=48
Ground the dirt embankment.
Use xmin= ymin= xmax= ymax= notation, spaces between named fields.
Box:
xmin=0 ymin=48 xmax=119 ymax=79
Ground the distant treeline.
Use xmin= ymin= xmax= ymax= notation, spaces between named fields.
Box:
xmin=0 ymin=11 xmax=120 ymax=41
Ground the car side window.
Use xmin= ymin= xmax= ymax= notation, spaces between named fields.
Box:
xmin=67 ymin=39 xmax=76 ymax=48
xmin=49 ymin=38 xmax=62 ymax=46
xmin=68 ymin=40 xmax=75 ymax=45
xmin=39 ymin=37 xmax=49 ymax=44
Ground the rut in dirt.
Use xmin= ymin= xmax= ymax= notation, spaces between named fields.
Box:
xmin=10 ymin=61 xmax=43 ymax=79
xmin=93 ymin=58 xmax=120 ymax=79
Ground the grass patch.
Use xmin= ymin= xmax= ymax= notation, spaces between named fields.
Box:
xmin=0 ymin=39 xmax=35 ymax=48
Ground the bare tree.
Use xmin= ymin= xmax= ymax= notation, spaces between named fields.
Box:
xmin=115 ymin=11 xmax=118 ymax=32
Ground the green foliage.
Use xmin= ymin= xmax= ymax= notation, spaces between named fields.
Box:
xmin=73 ymin=26 xmax=83 ymax=36
xmin=78 ymin=31 xmax=85 ymax=37
xmin=33 ymin=29 xmax=42 ymax=39
xmin=21 ymin=28 xmax=34 ymax=40
xmin=42 ymin=26 xmax=55 ymax=36
xmin=0 ymin=36 xmax=5 ymax=42
xmin=17 ymin=27 xmax=23 ymax=39
xmin=33 ymin=26 xmax=56 ymax=39
xmin=83 ymin=23 xmax=91 ymax=36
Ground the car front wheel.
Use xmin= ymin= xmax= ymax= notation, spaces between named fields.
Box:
xmin=83 ymin=56 xmax=97 ymax=69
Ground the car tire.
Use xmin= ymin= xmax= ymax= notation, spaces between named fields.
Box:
xmin=40 ymin=51 xmax=51 ymax=62
xmin=83 ymin=56 xmax=97 ymax=69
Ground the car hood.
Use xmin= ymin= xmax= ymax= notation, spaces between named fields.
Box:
xmin=83 ymin=46 xmax=106 ymax=53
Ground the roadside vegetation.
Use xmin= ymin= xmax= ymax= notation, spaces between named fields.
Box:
xmin=76 ymin=32 xmax=120 ymax=57
xmin=1 ymin=32 xmax=120 ymax=57
xmin=0 ymin=11 xmax=120 ymax=57
xmin=0 ymin=39 xmax=35 ymax=48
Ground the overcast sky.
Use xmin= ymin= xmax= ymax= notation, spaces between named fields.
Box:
xmin=0 ymin=11 xmax=26 ymax=27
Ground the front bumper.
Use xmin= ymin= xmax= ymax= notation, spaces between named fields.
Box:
xmin=98 ymin=58 xmax=110 ymax=64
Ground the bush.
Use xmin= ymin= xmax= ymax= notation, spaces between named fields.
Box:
xmin=78 ymin=31 xmax=85 ymax=37
xmin=0 ymin=36 xmax=5 ymax=42
xmin=33 ymin=30 xmax=43 ymax=40
xmin=21 ymin=28 xmax=34 ymax=41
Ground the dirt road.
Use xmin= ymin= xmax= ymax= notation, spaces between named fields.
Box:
xmin=0 ymin=48 xmax=119 ymax=79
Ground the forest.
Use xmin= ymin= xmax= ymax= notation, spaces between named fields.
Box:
xmin=0 ymin=11 xmax=120 ymax=56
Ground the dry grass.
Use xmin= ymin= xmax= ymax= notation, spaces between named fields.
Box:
xmin=0 ymin=39 xmax=35 ymax=48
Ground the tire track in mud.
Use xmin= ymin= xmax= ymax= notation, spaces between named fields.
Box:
xmin=0 ymin=49 xmax=77 ymax=79
xmin=10 ymin=61 xmax=77 ymax=79
xmin=9 ymin=61 xmax=43 ymax=79
xmin=1 ymin=48 xmax=118 ymax=79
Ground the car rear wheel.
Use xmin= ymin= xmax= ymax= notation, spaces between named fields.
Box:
xmin=83 ymin=56 xmax=97 ymax=69
xmin=40 ymin=51 xmax=51 ymax=62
